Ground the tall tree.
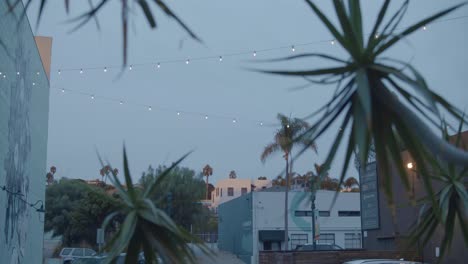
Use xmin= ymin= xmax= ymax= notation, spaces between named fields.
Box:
xmin=343 ymin=177 xmax=360 ymax=192
xmin=202 ymin=164 xmax=213 ymax=200
xmin=229 ymin=170 xmax=237 ymax=179
xmin=261 ymin=113 xmax=317 ymax=250
xmin=258 ymin=1 xmax=468 ymax=258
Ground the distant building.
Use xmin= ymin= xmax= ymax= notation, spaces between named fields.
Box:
xmin=218 ymin=190 xmax=361 ymax=263
xmin=210 ymin=177 xmax=272 ymax=210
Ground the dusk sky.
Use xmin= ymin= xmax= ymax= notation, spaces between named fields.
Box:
xmin=26 ymin=0 xmax=468 ymax=184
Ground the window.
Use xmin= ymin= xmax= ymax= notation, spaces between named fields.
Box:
xmin=291 ymin=234 xmax=308 ymax=250
xmin=338 ymin=211 xmax=360 ymax=217
xmin=241 ymin=187 xmax=248 ymax=195
xmin=71 ymin=248 xmax=84 ymax=256
xmin=61 ymin=248 xmax=72 ymax=255
xmin=220 ymin=188 xmax=223 ymax=197
xmin=294 ymin=210 xmax=312 ymax=217
xmin=319 ymin=211 xmax=330 ymax=217
xmin=227 ymin=187 xmax=234 ymax=196
xmin=84 ymin=249 xmax=95 ymax=256
xmin=345 ymin=233 xmax=361 ymax=249
xmin=318 ymin=233 xmax=335 ymax=245
xmin=216 ymin=188 xmax=219 ymax=197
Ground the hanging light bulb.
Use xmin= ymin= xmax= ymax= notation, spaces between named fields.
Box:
xmin=3 ymin=74 xmax=6 ymax=79
xmin=205 ymin=115 xmax=208 ymax=120
xmin=291 ymin=45 xmax=295 ymax=52
xmin=129 ymin=65 xmax=133 ymax=70
xmin=374 ymin=34 xmax=379 ymax=39
xmin=0 ymin=71 xmax=2 ymax=75
xmin=104 ymin=67 xmax=107 ymax=72
xmin=331 ymin=40 xmax=335 ymax=45
xmin=219 ymin=56 xmax=223 ymax=62
xmin=17 ymin=71 xmax=20 ymax=75
xmin=157 ymin=63 xmax=161 ymax=68
xmin=61 ymin=88 xmax=65 ymax=93
xmin=232 ymin=119 xmax=237 ymax=123
xmin=186 ymin=59 xmax=190 ymax=64
xmin=423 ymin=25 xmax=427 ymax=30
xmin=32 ymin=82 xmax=36 ymax=86
xmin=36 ymin=71 xmax=40 ymax=75
xmin=148 ymin=106 xmax=152 ymax=111
xmin=91 ymin=95 xmax=95 ymax=100
xmin=120 ymin=101 xmax=124 ymax=105
xmin=286 ymin=124 xmax=290 ymax=128
xmin=58 ymin=69 xmax=61 ymax=75
xmin=80 ymin=69 xmax=83 ymax=74
xmin=253 ymin=51 xmax=257 ymax=57
xmin=260 ymin=122 xmax=263 ymax=126
xmin=177 ymin=112 xmax=180 ymax=116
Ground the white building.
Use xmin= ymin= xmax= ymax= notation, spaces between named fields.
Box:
xmin=210 ymin=178 xmax=272 ymax=209
xmin=218 ymin=189 xmax=361 ymax=263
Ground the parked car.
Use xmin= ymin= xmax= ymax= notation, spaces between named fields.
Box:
xmin=59 ymin=247 xmax=96 ymax=264
xmin=71 ymin=253 xmax=148 ymax=264
xmin=343 ymin=259 xmax=425 ymax=264
xmin=295 ymin=243 xmax=343 ymax=251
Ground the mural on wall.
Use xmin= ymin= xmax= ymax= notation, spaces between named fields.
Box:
xmin=3 ymin=38 xmax=33 ymax=263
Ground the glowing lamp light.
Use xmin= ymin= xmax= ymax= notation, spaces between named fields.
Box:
xmin=407 ymin=162 xmax=414 ymax=169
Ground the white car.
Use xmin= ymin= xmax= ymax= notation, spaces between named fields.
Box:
xmin=59 ymin=247 xmax=96 ymax=264
xmin=343 ymin=259 xmax=425 ymax=264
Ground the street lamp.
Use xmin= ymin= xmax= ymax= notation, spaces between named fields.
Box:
xmin=407 ymin=162 xmax=414 ymax=169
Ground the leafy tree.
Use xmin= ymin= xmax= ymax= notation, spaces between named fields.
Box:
xmin=257 ymin=0 xmax=467 ymax=256
xmin=45 ymin=178 xmax=118 ymax=247
xmin=261 ymin=113 xmax=317 ymax=250
xmin=99 ymin=149 xmax=207 ymax=264
xmin=343 ymin=177 xmax=360 ymax=192
xmin=139 ymin=165 xmax=207 ymax=231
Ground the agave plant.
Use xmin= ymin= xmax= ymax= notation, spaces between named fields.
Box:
xmin=99 ymin=148 xmax=208 ymax=264
xmin=257 ymin=0 xmax=468 ymax=256
xmin=409 ymin=120 xmax=468 ymax=260
xmin=10 ymin=0 xmax=200 ymax=65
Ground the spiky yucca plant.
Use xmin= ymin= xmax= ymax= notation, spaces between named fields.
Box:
xmin=258 ymin=0 xmax=468 ymax=258
xmin=99 ymin=148 xmax=208 ymax=264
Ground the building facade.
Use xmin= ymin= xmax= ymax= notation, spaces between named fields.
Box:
xmin=218 ymin=190 xmax=361 ymax=263
xmin=210 ymin=178 xmax=272 ymax=209
xmin=0 ymin=2 xmax=51 ymax=263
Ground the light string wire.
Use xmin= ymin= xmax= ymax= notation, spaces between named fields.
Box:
xmin=1 ymin=185 xmax=45 ymax=213
xmin=1 ymin=15 xmax=467 ymax=128
xmin=49 ymin=15 xmax=468 ymax=73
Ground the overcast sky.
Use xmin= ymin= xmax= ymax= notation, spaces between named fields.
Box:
xmin=26 ymin=0 xmax=468 ymax=184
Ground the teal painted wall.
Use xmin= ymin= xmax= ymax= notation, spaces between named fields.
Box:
xmin=218 ymin=193 xmax=253 ymax=264
xmin=0 ymin=2 xmax=50 ymax=263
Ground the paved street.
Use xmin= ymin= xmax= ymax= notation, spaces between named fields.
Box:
xmin=192 ymin=243 xmax=245 ymax=264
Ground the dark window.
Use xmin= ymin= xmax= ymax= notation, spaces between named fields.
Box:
xmin=291 ymin=234 xmax=308 ymax=249
xmin=318 ymin=233 xmax=335 ymax=245
xmin=294 ymin=210 xmax=313 ymax=217
xmin=345 ymin=233 xmax=361 ymax=249
xmin=216 ymin=188 xmax=219 ymax=197
xmin=241 ymin=187 xmax=248 ymax=195
xmin=263 ymin=241 xmax=272 ymax=250
xmin=228 ymin=187 xmax=234 ymax=196
xmin=220 ymin=188 xmax=223 ymax=197
xmin=338 ymin=211 xmax=360 ymax=217
xmin=71 ymin=248 xmax=84 ymax=256
xmin=319 ymin=211 xmax=330 ymax=217
xmin=61 ymin=248 xmax=72 ymax=255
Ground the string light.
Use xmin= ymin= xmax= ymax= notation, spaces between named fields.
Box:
xmin=253 ymin=51 xmax=257 ymax=57
xmin=36 ymin=71 xmax=40 ymax=75
xmin=17 ymin=71 xmax=20 ymax=75
xmin=423 ymin=25 xmax=427 ymax=30
xmin=286 ymin=124 xmax=290 ymax=128
xmin=177 ymin=112 xmax=180 ymax=116
xmin=3 ymin=75 xmax=6 ymax=79
xmin=260 ymin=122 xmax=264 ymax=126
xmin=104 ymin=67 xmax=107 ymax=72
xmin=148 ymin=106 xmax=152 ymax=111
xmin=219 ymin=56 xmax=223 ymax=62
xmin=0 ymin=71 xmax=2 ymax=75
xmin=374 ymin=34 xmax=379 ymax=39
xmin=32 ymin=82 xmax=36 ymax=86
xmin=58 ymin=69 xmax=61 ymax=75
xmin=331 ymin=40 xmax=335 ymax=45
xmin=157 ymin=63 xmax=161 ymax=68
xmin=91 ymin=95 xmax=95 ymax=100
xmin=61 ymin=88 xmax=65 ymax=93
xmin=129 ymin=65 xmax=133 ymax=70
xmin=291 ymin=45 xmax=295 ymax=52
xmin=120 ymin=101 xmax=124 ymax=105
xmin=186 ymin=59 xmax=190 ymax=64
xmin=80 ymin=69 xmax=83 ymax=74
xmin=205 ymin=115 xmax=208 ymax=120
xmin=232 ymin=119 xmax=237 ymax=123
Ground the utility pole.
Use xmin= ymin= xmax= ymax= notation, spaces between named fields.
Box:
xmin=310 ymin=176 xmax=318 ymax=250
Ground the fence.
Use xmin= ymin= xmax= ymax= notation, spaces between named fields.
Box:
xmin=259 ymin=250 xmax=421 ymax=264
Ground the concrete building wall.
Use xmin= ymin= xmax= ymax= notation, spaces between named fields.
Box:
xmin=211 ymin=178 xmax=271 ymax=209
xmin=218 ymin=193 xmax=253 ymax=264
xmin=0 ymin=2 xmax=51 ymax=263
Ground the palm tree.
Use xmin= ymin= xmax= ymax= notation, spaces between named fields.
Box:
xmin=202 ymin=164 xmax=213 ymax=200
xmin=343 ymin=177 xmax=360 ymax=192
xmin=261 ymin=113 xmax=317 ymax=250
xmin=258 ymin=1 xmax=468 ymax=256
xmin=229 ymin=170 xmax=237 ymax=179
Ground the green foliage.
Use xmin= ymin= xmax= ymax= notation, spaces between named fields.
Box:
xmin=45 ymin=179 xmax=118 ymax=247
xmin=100 ymin=148 xmax=208 ymax=264
xmin=257 ymin=1 xmax=467 ymax=259
xmin=139 ymin=165 xmax=209 ymax=231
